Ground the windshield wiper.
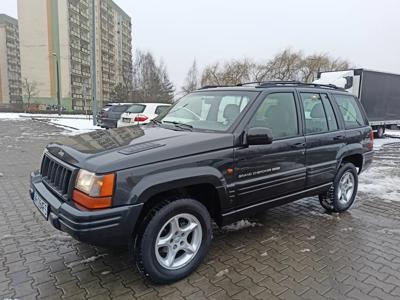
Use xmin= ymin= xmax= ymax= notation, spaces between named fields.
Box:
xmin=163 ymin=121 xmax=193 ymax=131
xmin=150 ymin=119 xmax=162 ymax=126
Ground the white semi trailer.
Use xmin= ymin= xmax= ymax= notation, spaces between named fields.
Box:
xmin=315 ymin=69 xmax=400 ymax=138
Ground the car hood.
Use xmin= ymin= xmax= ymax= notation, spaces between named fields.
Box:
xmin=46 ymin=125 xmax=234 ymax=173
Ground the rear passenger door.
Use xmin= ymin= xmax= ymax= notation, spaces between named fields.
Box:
xmin=299 ymin=92 xmax=345 ymax=188
xmin=234 ymin=91 xmax=306 ymax=207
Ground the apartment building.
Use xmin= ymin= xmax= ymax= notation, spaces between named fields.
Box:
xmin=18 ymin=0 xmax=132 ymax=111
xmin=0 ymin=14 xmax=22 ymax=105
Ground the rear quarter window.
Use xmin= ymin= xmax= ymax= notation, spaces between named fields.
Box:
xmin=333 ymin=94 xmax=367 ymax=129
xmin=155 ymin=105 xmax=170 ymax=115
xmin=126 ymin=104 xmax=146 ymax=113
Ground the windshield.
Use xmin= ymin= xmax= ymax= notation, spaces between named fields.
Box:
xmin=157 ymin=91 xmax=258 ymax=131
xmin=126 ymin=104 xmax=145 ymax=113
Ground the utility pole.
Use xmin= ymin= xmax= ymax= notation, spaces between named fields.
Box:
xmin=91 ymin=0 xmax=97 ymax=125
xmin=52 ymin=53 xmax=61 ymax=115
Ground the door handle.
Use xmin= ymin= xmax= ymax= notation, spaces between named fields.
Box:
xmin=333 ymin=135 xmax=346 ymax=141
xmin=291 ymin=142 xmax=305 ymax=149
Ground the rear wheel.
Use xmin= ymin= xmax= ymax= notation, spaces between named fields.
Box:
xmin=135 ymin=198 xmax=212 ymax=284
xmin=319 ymin=163 xmax=358 ymax=212
xmin=375 ymin=126 xmax=385 ymax=138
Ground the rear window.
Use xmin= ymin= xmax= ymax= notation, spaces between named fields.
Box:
xmin=112 ymin=105 xmax=130 ymax=112
xmin=334 ymin=95 xmax=366 ymax=128
xmin=155 ymin=105 xmax=170 ymax=115
xmin=126 ymin=104 xmax=146 ymax=113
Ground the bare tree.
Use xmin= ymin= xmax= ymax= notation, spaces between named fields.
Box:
xmin=132 ymin=50 xmax=175 ymax=103
xmin=299 ymin=54 xmax=351 ymax=82
xmin=182 ymin=60 xmax=199 ymax=94
xmin=266 ymin=48 xmax=303 ymax=81
xmin=200 ymin=48 xmax=352 ymax=86
xmin=201 ymin=59 xmax=253 ymax=86
xmin=22 ymin=78 xmax=38 ymax=113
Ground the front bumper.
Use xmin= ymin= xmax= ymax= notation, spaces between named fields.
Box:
xmin=30 ymin=171 xmax=143 ymax=248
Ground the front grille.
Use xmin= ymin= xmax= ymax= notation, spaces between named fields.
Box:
xmin=40 ymin=155 xmax=72 ymax=195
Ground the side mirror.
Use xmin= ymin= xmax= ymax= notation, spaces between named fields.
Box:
xmin=246 ymin=127 xmax=273 ymax=145
xmin=344 ymin=76 xmax=353 ymax=89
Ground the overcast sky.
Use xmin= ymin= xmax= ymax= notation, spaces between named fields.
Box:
xmin=3 ymin=0 xmax=400 ymax=91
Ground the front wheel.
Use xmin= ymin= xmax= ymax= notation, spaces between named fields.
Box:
xmin=135 ymin=199 xmax=212 ymax=284
xmin=319 ymin=163 xmax=358 ymax=212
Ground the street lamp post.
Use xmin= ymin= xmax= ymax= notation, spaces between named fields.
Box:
xmin=52 ymin=53 xmax=61 ymax=115
xmin=91 ymin=0 xmax=97 ymax=125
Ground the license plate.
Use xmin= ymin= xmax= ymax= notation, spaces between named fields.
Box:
xmin=123 ymin=118 xmax=131 ymax=123
xmin=33 ymin=192 xmax=49 ymax=219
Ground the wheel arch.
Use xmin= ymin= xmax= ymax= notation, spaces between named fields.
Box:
xmin=129 ymin=167 xmax=229 ymax=230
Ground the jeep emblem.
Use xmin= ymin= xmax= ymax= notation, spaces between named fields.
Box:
xmin=58 ymin=150 xmax=64 ymax=157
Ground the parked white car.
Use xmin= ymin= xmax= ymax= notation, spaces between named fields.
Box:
xmin=117 ymin=103 xmax=171 ymax=127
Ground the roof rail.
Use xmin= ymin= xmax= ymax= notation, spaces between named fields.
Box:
xmin=199 ymin=81 xmax=346 ymax=91
xmin=199 ymin=85 xmax=234 ymax=89
xmin=257 ymin=81 xmax=345 ymax=90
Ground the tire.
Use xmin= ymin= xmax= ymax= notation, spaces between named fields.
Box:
xmin=135 ymin=198 xmax=212 ymax=284
xmin=319 ymin=163 xmax=358 ymax=213
xmin=375 ymin=126 xmax=385 ymax=139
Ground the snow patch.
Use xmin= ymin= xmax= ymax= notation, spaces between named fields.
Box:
xmin=67 ymin=254 xmax=107 ymax=268
xmin=378 ymin=228 xmax=400 ymax=235
xmin=223 ymin=220 xmax=263 ymax=232
xmin=373 ymin=137 xmax=400 ymax=150
xmin=340 ymin=227 xmax=353 ymax=232
xmin=300 ymin=249 xmax=311 ymax=253
xmin=306 ymin=235 xmax=316 ymax=240
xmin=261 ymin=251 xmax=268 ymax=257
xmin=0 ymin=113 xmax=24 ymax=120
xmin=101 ymin=271 xmax=111 ymax=275
xmin=261 ymin=236 xmax=278 ymax=243
xmin=358 ymin=166 xmax=400 ymax=202
xmin=216 ymin=269 xmax=229 ymax=277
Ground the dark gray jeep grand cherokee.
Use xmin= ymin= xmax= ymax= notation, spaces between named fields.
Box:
xmin=30 ymin=82 xmax=373 ymax=283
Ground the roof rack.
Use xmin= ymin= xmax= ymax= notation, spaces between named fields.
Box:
xmin=199 ymin=85 xmax=233 ymax=89
xmin=199 ymin=81 xmax=345 ymax=91
xmin=256 ymin=81 xmax=345 ymax=90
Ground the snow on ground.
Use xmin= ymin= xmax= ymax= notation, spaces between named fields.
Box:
xmin=48 ymin=118 xmax=102 ymax=135
xmin=0 ymin=112 xmax=101 ymax=135
xmin=0 ymin=113 xmax=25 ymax=120
xmin=358 ymin=166 xmax=400 ymax=202
xmin=385 ymin=129 xmax=400 ymax=138
xmin=222 ymin=219 xmax=263 ymax=232
xmin=373 ymin=137 xmax=400 ymax=150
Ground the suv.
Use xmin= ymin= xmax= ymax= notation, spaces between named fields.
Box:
xmin=97 ymin=103 xmax=133 ymax=129
xmin=30 ymin=82 xmax=373 ymax=283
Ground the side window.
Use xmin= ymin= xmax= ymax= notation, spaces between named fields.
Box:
xmin=321 ymin=94 xmax=338 ymax=131
xmin=334 ymin=94 xmax=366 ymax=129
xmin=249 ymin=93 xmax=298 ymax=139
xmin=301 ymin=93 xmax=329 ymax=134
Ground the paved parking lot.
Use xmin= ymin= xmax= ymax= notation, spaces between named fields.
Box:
xmin=1 ymin=118 xmax=400 ymax=300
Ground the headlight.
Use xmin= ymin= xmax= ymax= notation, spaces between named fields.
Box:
xmin=75 ymin=169 xmax=115 ymax=197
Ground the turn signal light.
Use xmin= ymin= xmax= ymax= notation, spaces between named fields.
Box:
xmin=72 ymin=190 xmax=112 ymax=209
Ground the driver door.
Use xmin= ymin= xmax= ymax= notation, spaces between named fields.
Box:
xmin=234 ymin=91 xmax=306 ymax=208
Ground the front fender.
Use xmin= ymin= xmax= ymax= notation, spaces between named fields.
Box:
xmin=128 ymin=166 xmax=229 ymax=207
